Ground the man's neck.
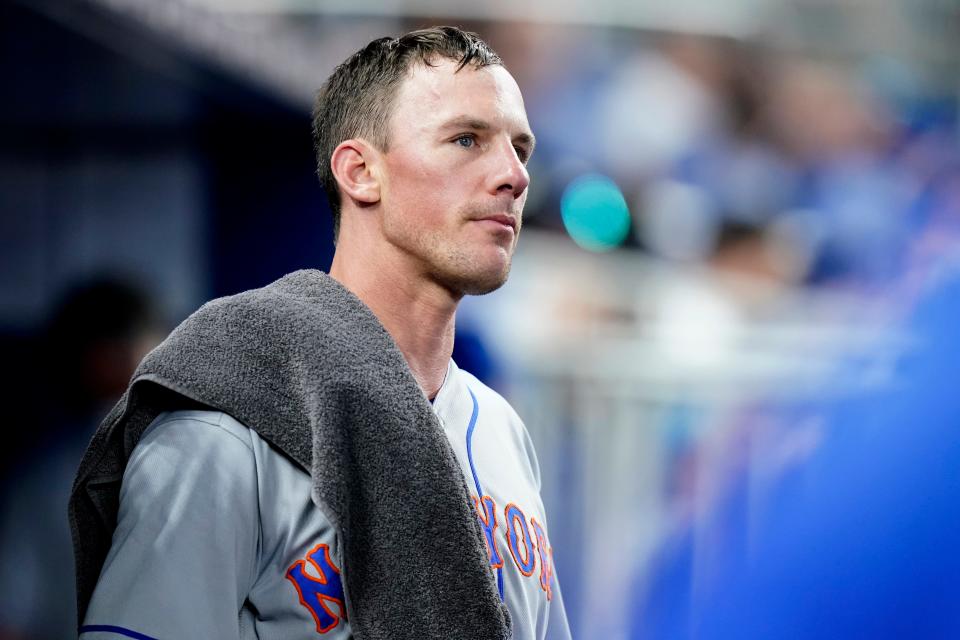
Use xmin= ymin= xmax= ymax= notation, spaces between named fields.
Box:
xmin=329 ymin=246 xmax=458 ymax=400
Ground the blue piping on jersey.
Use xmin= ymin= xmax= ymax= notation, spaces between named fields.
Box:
xmin=79 ymin=625 xmax=158 ymax=640
xmin=465 ymin=386 xmax=505 ymax=601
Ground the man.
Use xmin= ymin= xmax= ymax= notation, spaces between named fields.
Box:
xmin=72 ymin=27 xmax=570 ymax=640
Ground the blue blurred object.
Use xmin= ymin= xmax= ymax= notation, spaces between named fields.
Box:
xmin=631 ymin=273 xmax=960 ymax=639
xmin=452 ymin=325 xmax=500 ymax=389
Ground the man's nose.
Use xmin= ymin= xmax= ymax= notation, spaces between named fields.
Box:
xmin=490 ymin=140 xmax=530 ymax=198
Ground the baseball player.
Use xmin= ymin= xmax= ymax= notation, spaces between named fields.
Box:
xmin=73 ymin=27 xmax=570 ymax=640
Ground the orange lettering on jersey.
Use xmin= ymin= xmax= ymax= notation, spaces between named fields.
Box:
xmin=505 ymin=503 xmax=536 ymax=577
xmin=473 ymin=495 xmax=505 ymax=568
xmin=530 ymin=517 xmax=554 ymax=600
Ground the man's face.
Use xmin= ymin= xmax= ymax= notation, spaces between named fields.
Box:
xmin=377 ymin=58 xmax=534 ymax=296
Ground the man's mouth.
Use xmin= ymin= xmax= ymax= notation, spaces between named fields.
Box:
xmin=474 ymin=213 xmax=518 ymax=232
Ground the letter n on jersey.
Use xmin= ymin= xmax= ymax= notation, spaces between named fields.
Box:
xmin=286 ymin=543 xmax=348 ymax=633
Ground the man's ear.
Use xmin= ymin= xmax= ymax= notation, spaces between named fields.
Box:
xmin=330 ymin=139 xmax=381 ymax=206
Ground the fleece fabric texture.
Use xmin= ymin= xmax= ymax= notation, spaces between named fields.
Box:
xmin=69 ymin=269 xmax=511 ymax=639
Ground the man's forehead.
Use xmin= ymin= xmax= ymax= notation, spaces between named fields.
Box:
xmin=395 ymin=59 xmax=530 ymax=131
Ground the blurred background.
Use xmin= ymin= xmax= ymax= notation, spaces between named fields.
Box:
xmin=3 ymin=0 xmax=960 ymax=637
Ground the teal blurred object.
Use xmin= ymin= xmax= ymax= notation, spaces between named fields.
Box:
xmin=560 ymin=174 xmax=631 ymax=251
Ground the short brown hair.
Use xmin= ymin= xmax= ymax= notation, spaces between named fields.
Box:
xmin=311 ymin=26 xmax=503 ymax=240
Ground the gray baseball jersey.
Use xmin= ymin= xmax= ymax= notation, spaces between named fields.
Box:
xmin=80 ymin=360 xmax=570 ymax=639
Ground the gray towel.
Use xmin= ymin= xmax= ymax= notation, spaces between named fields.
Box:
xmin=69 ymin=269 xmax=511 ymax=639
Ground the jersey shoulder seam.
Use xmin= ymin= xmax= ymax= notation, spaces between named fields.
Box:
xmin=149 ymin=410 xmax=254 ymax=454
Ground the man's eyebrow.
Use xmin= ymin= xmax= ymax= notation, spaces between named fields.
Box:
xmin=440 ymin=116 xmax=537 ymax=151
xmin=514 ymin=131 xmax=537 ymax=155
xmin=439 ymin=116 xmax=491 ymax=132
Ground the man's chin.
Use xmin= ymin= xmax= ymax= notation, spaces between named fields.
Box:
xmin=459 ymin=274 xmax=509 ymax=296
xmin=439 ymin=261 xmax=512 ymax=297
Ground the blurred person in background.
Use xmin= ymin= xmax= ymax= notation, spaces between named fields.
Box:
xmin=613 ymin=28 xmax=960 ymax=636
xmin=629 ymin=40 xmax=942 ymax=293
xmin=0 ymin=278 xmax=165 ymax=640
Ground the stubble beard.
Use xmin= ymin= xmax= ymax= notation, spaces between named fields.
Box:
xmin=386 ymin=199 xmax=522 ymax=298
xmin=433 ymin=243 xmax=514 ymax=296
xmin=438 ymin=201 xmax=523 ymax=296
xmin=390 ymin=212 xmax=518 ymax=297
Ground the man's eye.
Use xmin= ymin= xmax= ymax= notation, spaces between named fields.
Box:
xmin=455 ymin=135 xmax=475 ymax=148
xmin=515 ymin=147 xmax=530 ymax=163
